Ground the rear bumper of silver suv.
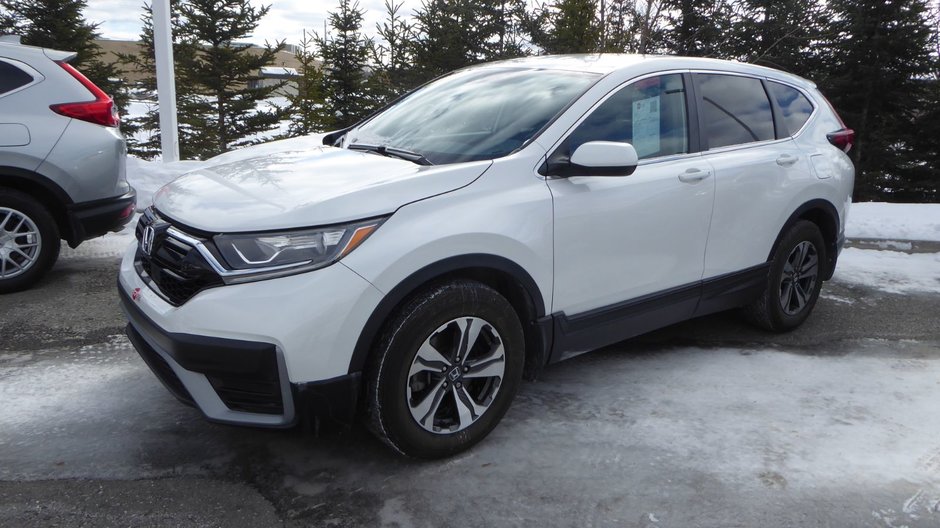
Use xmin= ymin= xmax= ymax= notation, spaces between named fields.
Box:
xmin=64 ymin=188 xmax=136 ymax=246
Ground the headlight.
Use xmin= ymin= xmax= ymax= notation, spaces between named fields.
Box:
xmin=214 ymin=217 xmax=385 ymax=274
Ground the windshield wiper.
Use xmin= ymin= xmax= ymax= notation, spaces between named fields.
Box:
xmin=348 ymin=143 xmax=433 ymax=166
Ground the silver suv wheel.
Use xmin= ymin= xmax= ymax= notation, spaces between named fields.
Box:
xmin=406 ymin=316 xmax=506 ymax=434
xmin=0 ymin=206 xmax=42 ymax=279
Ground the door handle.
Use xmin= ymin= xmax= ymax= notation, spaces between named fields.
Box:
xmin=776 ymin=154 xmax=799 ymax=167
xmin=678 ymin=168 xmax=712 ymax=183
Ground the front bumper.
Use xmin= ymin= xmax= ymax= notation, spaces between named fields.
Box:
xmin=66 ymin=188 xmax=137 ymax=247
xmin=118 ymin=244 xmax=383 ymax=427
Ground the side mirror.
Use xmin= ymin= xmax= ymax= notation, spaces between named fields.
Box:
xmin=567 ymin=141 xmax=639 ymax=177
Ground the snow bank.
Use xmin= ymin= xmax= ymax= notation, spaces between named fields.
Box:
xmin=847 ymin=202 xmax=940 ymax=242
xmin=833 ymin=247 xmax=940 ymax=294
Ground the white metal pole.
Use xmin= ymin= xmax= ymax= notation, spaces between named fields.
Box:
xmin=152 ymin=0 xmax=180 ymax=162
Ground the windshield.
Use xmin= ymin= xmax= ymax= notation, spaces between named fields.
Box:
xmin=347 ymin=68 xmax=599 ymax=165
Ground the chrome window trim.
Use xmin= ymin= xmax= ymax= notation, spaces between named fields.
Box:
xmin=689 ymin=68 xmax=819 ymax=141
xmin=764 ymin=78 xmax=819 ymax=138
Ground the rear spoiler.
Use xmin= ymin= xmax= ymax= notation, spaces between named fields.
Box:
xmin=43 ymin=47 xmax=77 ymax=62
xmin=0 ymin=34 xmax=76 ymax=62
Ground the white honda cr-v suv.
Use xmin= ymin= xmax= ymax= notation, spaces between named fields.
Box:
xmin=119 ymin=55 xmax=854 ymax=458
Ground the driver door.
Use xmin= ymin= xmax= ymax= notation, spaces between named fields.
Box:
xmin=546 ymin=73 xmax=716 ymax=354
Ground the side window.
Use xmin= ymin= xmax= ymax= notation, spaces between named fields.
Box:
xmin=767 ymin=81 xmax=814 ymax=135
xmin=697 ymin=73 xmax=774 ymax=149
xmin=0 ymin=60 xmax=33 ymax=95
xmin=562 ymin=73 xmax=688 ymax=160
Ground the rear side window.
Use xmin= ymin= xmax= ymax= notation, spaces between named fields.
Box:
xmin=0 ymin=60 xmax=33 ymax=95
xmin=697 ymin=73 xmax=774 ymax=149
xmin=767 ymin=81 xmax=814 ymax=135
xmin=562 ymin=73 xmax=689 ymax=160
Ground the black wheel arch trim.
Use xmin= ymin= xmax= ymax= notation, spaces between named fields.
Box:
xmin=0 ymin=166 xmax=73 ymax=205
xmin=768 ymin=199 xmax=841 ymax=280
xmin=347 ymin=254 xmax=549 ymax=378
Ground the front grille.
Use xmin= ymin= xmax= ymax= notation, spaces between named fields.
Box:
xmin=135 ymin=211 xmax=223 ymax=306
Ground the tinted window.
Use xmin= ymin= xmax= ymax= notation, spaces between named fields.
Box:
xmin=698 ymin=74 xmax=774 ymax=149
xmin=768 ymin=81 xmax=814 ymax=135
xmin=0 ymin=61 xmax=33 ymax=95
xmin=563 ymin=73 xmax=688 ymax=160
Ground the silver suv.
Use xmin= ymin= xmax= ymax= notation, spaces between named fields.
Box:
xmin=0 ymin=35 xmax=135 ymax=292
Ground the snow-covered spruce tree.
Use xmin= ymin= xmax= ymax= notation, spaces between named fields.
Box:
xmin=282 ymin=29 xmax=328 ymax=137
xmin=175 ymin=0 xmax=285 ymax=158
xmin=0 ymin=0 xmax=128 ymax=114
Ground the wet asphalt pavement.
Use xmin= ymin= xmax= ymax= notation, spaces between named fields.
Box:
xmin=1 ymin=253 xmax=940 ymax=527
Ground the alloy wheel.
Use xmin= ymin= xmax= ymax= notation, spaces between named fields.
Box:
xmin=0 ymin=207 xmax=42 ymax=280
xmin=779 ymin=240 xmax=818 ymax=315
xmin=406 ymin=316 xmax=505 ymax=434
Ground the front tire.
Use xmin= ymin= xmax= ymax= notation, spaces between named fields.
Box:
xmin=0 ymin=189 xmax=60 ymax=294
xmin=366 ymin=280 xmax=524 ymax=458
xmin=745 ymin=220 xmax=826 ymax=332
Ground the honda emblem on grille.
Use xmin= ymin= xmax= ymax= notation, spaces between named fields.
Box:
xmin=141 ymin=225 xmax=156 ymax=255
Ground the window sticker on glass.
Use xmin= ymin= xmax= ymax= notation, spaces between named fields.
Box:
xmin=632 ymin=96 xmax=660 ymax=157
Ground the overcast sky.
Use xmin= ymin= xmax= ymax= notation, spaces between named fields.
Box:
xmin=88 ymin=0 xmax=415 ymax=46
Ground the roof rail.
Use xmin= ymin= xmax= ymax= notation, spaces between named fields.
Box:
xmin=0 ymin=35 xmax=23 ymax=44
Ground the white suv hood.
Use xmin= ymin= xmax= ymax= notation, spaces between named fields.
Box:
xmin=152 ymin=135 xmax=491 ymax=232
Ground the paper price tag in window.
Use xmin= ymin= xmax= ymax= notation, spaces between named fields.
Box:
xmin=632 ymin=96 xmax=660 ymax=158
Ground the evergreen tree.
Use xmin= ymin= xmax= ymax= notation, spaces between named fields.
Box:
xmin=283 ymin=29 xmax=327 ymax=136
xmin=662 ymin=0 xmax=735 ymax=57
xmin=409 ymin=0 xmax=526 ymax=83
xmin=369 ymin=0 xmax=417 ymax=101
xmin=0 ymin=0 xmax=127 ymax=113
xmin=526 ymin=0 xmax=601 ymax=54
xmin=730 ymin=0 xmax=827 ymax=73
xmin=372 ymin=0 xmax=414 ymax=98
xmin=316 ymin=0 xmax=373 ymax=129
xmin=601 ymin=0 xmax=668 ymax=53
xmin=820 ymin=0 xmax=937 ymax=201
xmin=0 ymin=5 xmax=18 ymax=32
xmin=411 ymin=0 xmax=485 ymax=80
xmin=175 ymin=0 xmax=286 ymax=158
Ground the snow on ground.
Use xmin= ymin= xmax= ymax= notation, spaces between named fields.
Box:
xmin=833 ymin=248 xmax=940 ymax=294
xmin=848 ymin=202 xmax=940 ymax=242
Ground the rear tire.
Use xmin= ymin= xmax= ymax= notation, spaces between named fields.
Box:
xmin=0 ymin=189 xmax=60 ymax=294
xmin=366 ymin=280 xmax=524 ymax=458
xmin=744 ymin=220 xmax=826 ymax=332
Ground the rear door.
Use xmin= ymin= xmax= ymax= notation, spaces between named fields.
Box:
xmin=694 ymin=72 xmax=816 ymax=278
